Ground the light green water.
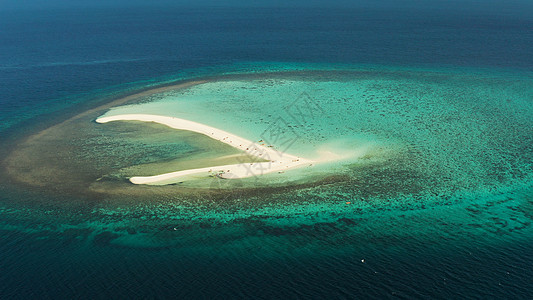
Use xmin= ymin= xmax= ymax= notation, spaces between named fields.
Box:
xmin=100 ymin=69 xmax=532 ymax=198
xmin=2 ymin=67 xmax=531 ymax=252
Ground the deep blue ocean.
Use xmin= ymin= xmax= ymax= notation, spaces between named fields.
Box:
xmin=1 ymin=2 xmax=533 ymax=299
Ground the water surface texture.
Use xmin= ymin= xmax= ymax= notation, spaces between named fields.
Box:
xmin=1 ymin=3 xmax=533 ymax=299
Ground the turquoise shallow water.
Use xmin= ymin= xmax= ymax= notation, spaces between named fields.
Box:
xmin=100 ymin=68 xmax=532 ymax=196
xmin=1 ymin=65 xmax=532 ymax=298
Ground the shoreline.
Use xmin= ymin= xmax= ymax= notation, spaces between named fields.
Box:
xmin=1 ymin=80 xmax=209 ymax=192
xmin=2 ymin=70 xmax=385 ymax=193
xmin=96 ymin=114 xmax=314 ymax=185
xmin=26 ymin=80 xmax=208 ymax=143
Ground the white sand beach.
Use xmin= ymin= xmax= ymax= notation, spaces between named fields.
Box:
xmin=96 ymin=114 xmax=314 ymax=185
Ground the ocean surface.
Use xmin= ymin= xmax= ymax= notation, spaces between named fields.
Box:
xmin=1 ymin=3 xmax=533 ymax=299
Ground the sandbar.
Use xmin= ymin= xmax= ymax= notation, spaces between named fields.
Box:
xmin=96 ymin=114 xmax=313 ymax=185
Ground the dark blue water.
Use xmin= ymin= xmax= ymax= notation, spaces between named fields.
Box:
xmin=2 ymin=4 xmax=532 ymax=131
xmin=1 ymin=3 xmax=532 ymax=299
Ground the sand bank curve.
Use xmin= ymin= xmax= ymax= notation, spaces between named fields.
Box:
xmin=96 ymin=114 xmax=313 ymax=185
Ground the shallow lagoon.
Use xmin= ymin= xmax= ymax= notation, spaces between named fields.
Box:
xmin=1 ymin=66 xmax=532 ymax=298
